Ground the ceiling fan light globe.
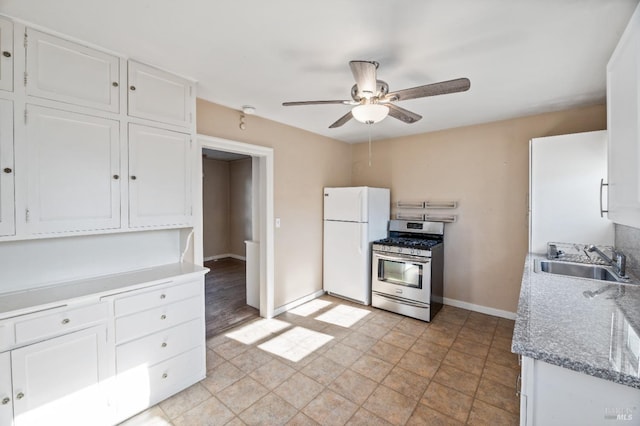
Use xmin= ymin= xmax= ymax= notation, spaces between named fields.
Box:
xmin=352 ymin=104 xmax=389 ymax=124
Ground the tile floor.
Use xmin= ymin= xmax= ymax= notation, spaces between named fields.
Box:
xmin=121 ymin=295 xmax=520 ymax=426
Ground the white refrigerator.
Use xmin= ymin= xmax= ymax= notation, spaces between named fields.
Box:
xmin=323 ymin=186 xmax=390 ymax=305
xmin=529 ymin=130 xmax=614 ymax=253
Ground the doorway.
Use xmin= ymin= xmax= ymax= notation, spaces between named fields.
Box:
xmin=195 ymin=135 xmax=275 ymax=330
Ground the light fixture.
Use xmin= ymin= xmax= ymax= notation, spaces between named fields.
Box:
xmin=351 ymin=103 xmax=389 ymax=124
xmin=239 ymin=105 xmax=256 ymax=130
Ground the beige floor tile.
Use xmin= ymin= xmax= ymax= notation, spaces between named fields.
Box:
xmin=323 ymin=342 xmax=363 ymax=367
xmin=428 ymin=320 xmax=463 ymax=335
xmin=463 ymin=319 xmax=497 ymax=334
xmin=368 ymin=340 xmax=407 ymax=364
xmin=487 ymin=346 xmax=520 ymax=370
xmin=206 ymin=348 xmax=225 ymax=371
xmin=467 ymin=399 xmax=519 ymax=426
xmin=468 ymin=311 xmax=500 ymax=324
xmin=274 ymin=372 xmax=324 ymax=409
xmin=450 ymin=337 xmax=490 ymax=358
xmin=363 ymin=385 xmax=418 ymax=425
xmin=457 ymin=327 xmax=493 ymax=346
xmin=420 ymin=328 xmax=457 ymax=347
xmin=442 ymin=349 xmax=485 ymax=376
xmin=420 ymin=381 xmax=473 ymax=423
xmin=248 ymin=358 xmax=296 ymax=389
xmin=216 ymin=376 xmax=269 ymax=414
xmin=482 ymin=361 xmax=519 ymax=388
xmin=491 ymin=335 xmax=514 ymax=352
xmin=329 ymin=369 xmax=378 ymax=405
xmin=322 ymin=324 xmax=354 ymax=340
xmin=406 ymin=403 xmax=465 ymax=425
xmin=356 ymin=321 xmax=390 ymax=339
xmin=224 ymin=417 xmax=245 ymax=426
xmin=301 ymin=355 xmax=346 ymax=385
xmin=381 ymin=330 xmax=417 ymax=350
xmin=494 ymin=324 xmax=515 ymax=339
xmin=432 ymin=310 xmax=469 ymax=326
xmin=397 ymin=351 xmax=441 ymax=379
xmin=303 ymin=389 xmax=359 ymax=425
xmin=119 ymin=405 xmax=172 ymax=426
xmin=497 ymin=318 xmax=516 ymax=328
xmin=367 ymin=311 xmax=403 ymax=329
xmin=158 ymin=382 xmax=212 ymax=419
xmin=229 ymin=347 xmax=274 ymax=373
xmin=239 ymin=393 xmax=298 ymax=425
xmin=206 ymin=333 xmax=232 ymax=349
xmin=172 ymin=396 xmax=235 ymax=426
xmin=278 ymin=351 xmax=319 ymax=371
xmin=286 ymin=412 xmax=320 ymax=426
xmin=475 ymin=377 xmax=520 ymax=414
xmin=432 ymin=364 xmax=480 ymax=396
xmin=201 ymin=361 xmax=246 ymax=393
xmin=381 ymin=366 xmax=429 ymax=400
xmin=213 ymin=339 xmax=251 ymax=360
xmin=341 ymin=331 xmax=378 ymax=352
xmin=409 ymin=339 xmax=449 ymax=361
xmin=393 ymin=317 xmax=428 ymax=338
xmin=350 ymin=354 xmax=394 ymax=382
xmin=346 ymin=408 xmax=393 ymax=425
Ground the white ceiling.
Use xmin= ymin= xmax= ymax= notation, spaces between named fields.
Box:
xmin=3 ymin=0 xmax=638 ymax=143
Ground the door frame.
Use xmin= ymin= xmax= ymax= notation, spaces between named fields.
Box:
xmin=195 ymin=135 xmax=275 ymax=319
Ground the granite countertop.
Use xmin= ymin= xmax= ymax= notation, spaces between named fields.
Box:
xmin=512 ymin=253 xmax=640 ymax=389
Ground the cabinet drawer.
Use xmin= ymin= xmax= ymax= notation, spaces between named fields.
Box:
xmin=14 ymin=303 xmax=108 ymax=344
xmin=114 ymin=279 xmax=202 ymax=317
xmin=0 ymin=321 xmax=14 ymax=351
xmin=116 ymin=318 xmax=202 ymax=373
xmin=115 ymin=296 xmax=202 ymax=344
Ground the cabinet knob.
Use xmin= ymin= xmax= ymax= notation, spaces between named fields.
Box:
xmin=160 ymin=314 xmax=166 ymax=320
xmin=160 ymin=294 xmax=166 ymax=299
xmin=2 ymin=51 xmax=10 ymax=58
xmin=130 ymin=85 xmax=136 ymax=91
xmin=162 ymin=373 xmax=168 ymax=379
xmin=61 ymin=318 xmax=70 ymax=325
xmin=1 ymin=397 xmax=9 ymax=405
xmin=3 ymin=168 xmax=11 ymax=174
xmin=113 ymin=174 xmax=119 ymax=180
xmin=130 ymin=175 xmax=137 ymax=180
xmin=16 ymin=393 xmax=24 ymax=400
xmin=112 ymin=82 xmax=119 ymax=87
xmin=161 ymin=342 xmax=167 ymax=348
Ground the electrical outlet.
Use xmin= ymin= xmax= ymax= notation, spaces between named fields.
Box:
xmin=275 ymin=218 xmax=281 ymax=228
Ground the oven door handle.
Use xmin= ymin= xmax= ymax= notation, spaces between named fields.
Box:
xmin=374 ymin=253 xmax=431 ymax=264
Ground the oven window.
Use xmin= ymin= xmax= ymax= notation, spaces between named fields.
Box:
xmin=378 ymin=259 xmax=422 ymax=288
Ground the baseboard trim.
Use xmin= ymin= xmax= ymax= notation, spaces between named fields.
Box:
xmin=443 ymin=297 xmax=516 ymax=320
xmin=203 ymin=253 xmax=246 ymax=262
xmin=273 ymin=289 xmax=326 ymax=317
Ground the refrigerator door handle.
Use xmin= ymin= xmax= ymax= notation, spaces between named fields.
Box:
xmin=600 ymin=178 xmax=608 ymax=218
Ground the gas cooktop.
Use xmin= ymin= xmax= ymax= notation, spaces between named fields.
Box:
xmin=373 ymin=237 xmax=442 ymax=250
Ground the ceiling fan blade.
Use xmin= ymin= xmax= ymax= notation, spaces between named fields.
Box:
xmin=386 ymin=78 xmax=470 ymax=102
xmin=349 ymin=61 xmax=378 ymax=98
xmin=329 ymin=111 xmax=353 ymax=128
xmin=282 ymin=100 xmax=353 ymax=106
xmin=387 ymin=103 xmax=422 ymax=124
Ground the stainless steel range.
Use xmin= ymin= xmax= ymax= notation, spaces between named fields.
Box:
xmin=371 ymin=220 xmax=444 ymax=322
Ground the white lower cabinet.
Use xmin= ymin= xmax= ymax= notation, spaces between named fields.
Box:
xmin=0 ymin=351 xmax=12 ymax=426
xmin=520 ymin=356 xmax=640 ymax=426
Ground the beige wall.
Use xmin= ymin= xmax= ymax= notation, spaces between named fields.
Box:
xmin=229 ymin=158 xmax=252 ymax=256
xmin=352 ymin=104 xmax=607 ymax=313
xmin=197 ymin=99 xmax=353 ymax=308
xmin=202 ymin=158 xmax=229 ymax=258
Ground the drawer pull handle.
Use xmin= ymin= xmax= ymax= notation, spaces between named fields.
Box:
xmin=160 ymin=315 xmax=167 ymax=320
xmin=61 ymin=318 xmax=70 ymax=325
xmin=16 ymin=393 xmax=24 ymax=400
xmin=162 ymin=373 xmax=168 ymax=379
xmin=160 ymin=294 xmax=166 ymax=299
xmin=1 ymin=397 xmax=9 ymax=405
xmin=161 ymin=342 xmax=167 ymax=348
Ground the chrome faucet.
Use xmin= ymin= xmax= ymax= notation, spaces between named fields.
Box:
xmin=587 ymin=245 xmax=627 ymax=278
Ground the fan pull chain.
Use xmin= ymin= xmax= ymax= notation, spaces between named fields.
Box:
xmin=368 ymin=124 xmax=372 ymax=167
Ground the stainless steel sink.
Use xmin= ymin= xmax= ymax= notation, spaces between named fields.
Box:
xmin=536 ymin=260 xmax=621 ymax=282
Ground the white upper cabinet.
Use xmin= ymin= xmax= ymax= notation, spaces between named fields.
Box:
xmin=25 ymin=105 xmax=121 ymax=234
xmin=0 ymin=17 xmax=13 ymax=92
xmin=25 ymin=29 xmax=120 ymax=113
xmin=128 ymin=124 xmax=191 ymax=228
xmin=128 ymin=61 xmax=193 ymax=127
xmin=607 ymin=3 xmax=640 ymax=228
xmin=0 ymin=99 xmax=14 ymax=237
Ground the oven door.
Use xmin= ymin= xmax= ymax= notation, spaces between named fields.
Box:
xmin=372 ymin=251 xmax=431 ymax=303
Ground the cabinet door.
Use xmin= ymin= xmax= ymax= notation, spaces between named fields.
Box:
xmin=607 ymin=4 xmax=640 ymax=228
xmin=128 ymin=61 xmax=193 ymax=127
xmin=128 ymin=124 xmax=191 ymax=227
xmin=25 ymin=105 xmax=120 ymax=234
xmin=0 ymin=17 xmax=13 ymax=92
xmin=0 ymin=99 xmax=14 ymax=237
xmin=26 ymin=29 xmax=119 ymax=112
xmin=11 ymin=325 xmax=110 ymax=426
xmin=0 ymin=351 xmax=13 ymax=426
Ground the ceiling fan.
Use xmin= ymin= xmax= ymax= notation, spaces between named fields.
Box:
xmin=283 ymin=60 xmax=470 ymax=128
